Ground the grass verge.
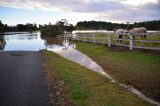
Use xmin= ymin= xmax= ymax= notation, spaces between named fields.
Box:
xmin=72 ymin=41 xmax=160 ymax=102
xmin=42 ymin=50 xmax=151 ymax=106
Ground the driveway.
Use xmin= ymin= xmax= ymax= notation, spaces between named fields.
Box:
xmin=0 ymin=51 xmax=49 ymax=106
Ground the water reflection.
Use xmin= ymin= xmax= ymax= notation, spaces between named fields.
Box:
xmin=41 ymin=36 xmax=63 ymax=46
xmin=0 ymin=36 xmax=6 ymax=50
xmin=44 ymin=37 xmax=111 ymax=78
xmin=2 ymin=32 xmax=111 ymax=78
xmin=3 ymin=32 xmax=45 ymax=51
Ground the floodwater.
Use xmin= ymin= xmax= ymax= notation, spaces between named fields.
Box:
xmin=2 ymin=32 xmax=45 ymax=51
xmin=1 ymin=32 xmax=109 ymax=77
xmin=43 ymin=36 xmax=111 ymax=77
xmin=47 ymin=39 xmax=111 ymax=77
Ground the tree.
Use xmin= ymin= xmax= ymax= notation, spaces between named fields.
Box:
xmin=17 ymin=24 xmax=26 ymax=31
xmin=66 ymin=24 xmax=76 ymax=32
xmin=0 ymin=21 xmax=4 ymax=34
xmin=40 ymin=19 xmax=75 ymax=36
xmin=76 ymin=20 xmax=160 ymax=30
xmin=25 ymin=23 xmax=38 ymax=32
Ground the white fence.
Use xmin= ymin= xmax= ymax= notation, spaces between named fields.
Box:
xmin=58 ymin=32 xmax=160 ymax=51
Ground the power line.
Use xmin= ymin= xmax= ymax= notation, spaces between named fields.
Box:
xmin=126 ymin=0 xmax=143 ymax=30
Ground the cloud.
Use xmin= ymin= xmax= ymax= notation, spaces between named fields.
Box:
xmin=72 ymin=1 xmax=127 ymax=12
xmin=120 ymin=0 xmax=158 ymax=5
xmin=94 ymin=1 xmax=160 ymax=23
xmin=0 ymin=0 xmax=159 ymax=23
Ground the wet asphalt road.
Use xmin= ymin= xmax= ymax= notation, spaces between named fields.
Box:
xmin=0 ymin=51 xmax=50 ymax=106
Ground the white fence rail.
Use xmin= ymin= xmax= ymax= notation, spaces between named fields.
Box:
xmin=58 ymin=32 xmax=160 ymax=51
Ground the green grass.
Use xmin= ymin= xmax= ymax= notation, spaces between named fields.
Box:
xmin=72 ymin=41 xmax=160 ymax=102
xmin=43 ymin=50 xmax=151 ymax=106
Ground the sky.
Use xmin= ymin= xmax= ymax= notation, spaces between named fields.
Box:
xmin=0 ymin=0 xmax=160 ymax=25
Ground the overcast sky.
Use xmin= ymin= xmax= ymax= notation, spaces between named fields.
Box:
xmin=0 ymin=0 xmax=160 ymax=25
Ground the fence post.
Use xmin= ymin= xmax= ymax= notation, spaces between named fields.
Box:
xmin=108 ymin=31 xmax=111 ymax=47
xmin=129 ymin=33 xmax=133 ymax=50
xmin=93 ymin=34 xmax=96 ymax=43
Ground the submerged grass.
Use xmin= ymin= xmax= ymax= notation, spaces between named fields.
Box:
xmin=73 ymin=41 xmax=160 ymax=102
xmin=42 ymin=50 xmax=151 ymax=106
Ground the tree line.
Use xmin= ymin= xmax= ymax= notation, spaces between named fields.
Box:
xmin=1 ymin=19 xmax=160 ymax=36
xmin=76 ymin=20 xmax=160 ymax=30
xmin=39 ymin=19 xmax=75 ymax=36
xmin=0 ymin=21 xmax=38 ymax=34
xmin=0 ymin=19 xmax=75 ymax=36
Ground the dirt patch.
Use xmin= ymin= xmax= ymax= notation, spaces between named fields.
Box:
xmin=41 ymin=52 xmax=73 ymax=106
xmin=108 ymin=45 xmax=160 ymax=56
xmin=108 ymin=45 xmax=129 ymax=52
